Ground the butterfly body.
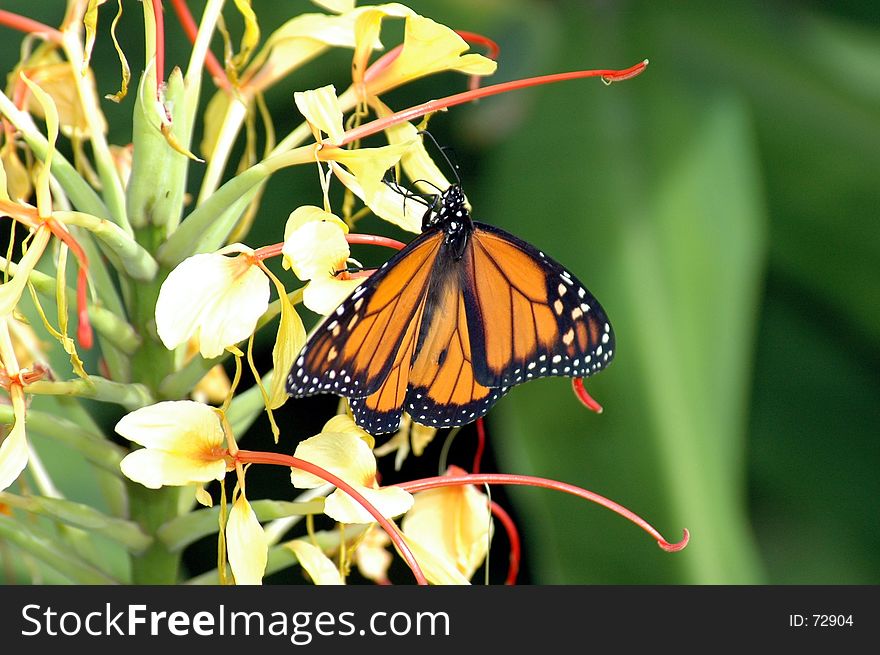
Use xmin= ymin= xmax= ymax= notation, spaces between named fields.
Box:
xmin=288 ymin=184 xmax=615 ymax=435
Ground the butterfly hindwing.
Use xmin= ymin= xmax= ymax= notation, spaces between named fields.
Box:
xmin=286 ymin=229 xmax=443 ymax=401
xmin=465 ymin=222 xmax=615 ymax=388
xmin=404 ymin=259 xmax=509 ymax=428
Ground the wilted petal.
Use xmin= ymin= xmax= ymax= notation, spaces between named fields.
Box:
xmin=227 ymin=495 xmax=268 ymax=585
xmin=324 ymin=483 xmax=413 ymax=524
xmin=282 ymin=206 xmax=349 ymax=280
xmin=155 ymin=245 xmax=270 ymax=358
xmin=402 ymin=482 xmax=491 ymax=580
xmin=288 ymin=539 xmax=344 ymax=585
xmin=302 ymin=273 xmax=362 ymax=316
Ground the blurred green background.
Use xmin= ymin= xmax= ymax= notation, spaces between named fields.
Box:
xmin=2 ymin=0 xmax=878 ymax=584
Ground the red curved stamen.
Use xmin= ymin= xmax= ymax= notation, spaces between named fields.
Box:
xmin=0 ymin=10 xmax=63 ymax=44
xmin=489 ymin=501 xmax=520 ymax=585
xmin=572 ymin=378 xmax=603 ymax=413
xmin=398 ymin=472 xmax=689 ymax=553
xmin=455 ymin=30 xmax=500 ymax=92
xmin=151 ymin=0 xmax=165 ymax=94
xmin=168 ymin=0 xmax=230 ymax=90
xmin=233 ymin=449 xmax=428 ymax=585
xmin=340 ymin=60 xmax=649 ymax=146
xmin=363 ymin=45 xmax=403 ymax=85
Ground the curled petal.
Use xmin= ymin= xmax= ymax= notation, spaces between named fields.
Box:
xmin=401 ymin=537 xmax=470 ymax=585
xmin=227 ymin=495 xmax=268 ymax=585
xmin=324 ymin=484 xmax=413 ymax=524
xmin=294 ymin=85 xmax=345 ymax=143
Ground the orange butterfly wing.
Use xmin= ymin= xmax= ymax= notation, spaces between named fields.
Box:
xmin=288 ymin=230 xmax=442 ymax=433
xmin=466 ymin=223 xmax=614 ymax=388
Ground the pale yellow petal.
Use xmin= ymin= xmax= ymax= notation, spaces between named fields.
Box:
xmin=330 ymin=162 xmax=422 ymax=233
xmin=0 ymin=394 xmax=28 ymax=492
xmin=402 ymin=484 xmax=491 ymax=580
xmin=294 ymin=85 xmax=345 ymax=143
xmin=114 ymin=400 xmax=226 ymax=454
xmin=322 ymin=414 xmax=373 ymax=448
xmin=324 ymin=484 xmax=413 ymax=524
xmin=379 ymin=113 xmax=452 ymax=193
xmin=402 ymin=537 xmax=471 ymax=585
xmin=288 ymin=539 xmax=344 ymax=585
xmin=267 ymin=288 xmax=307 ymax=409
xmin=351 ymin=4 xmax=414 ymax=86
xmin=155 ymin=249 xmax=270 ymax=358
xmin=367 ymin=14 xmax=497 ymax=96
xmin=291 ymin=429 xmax=375 ymax=489
xmin=282 ymin=208 xmax=350 ymax=281
xmin=119 ymin=448 xmax=228 ymax=489
xmin=227 ymin=495 xmax=268 ymax=585
xmin=354 ymin=527 xmax=392 ymax=583
xmin=302 ymin=274 xmax=362 ymax=316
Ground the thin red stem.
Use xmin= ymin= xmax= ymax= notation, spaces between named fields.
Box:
xmin=340 ymin=61 xmax=649 ymax=146
xmin=168 ymin=0 xmax=230 ymax=90
xmin=572 ymin=378 xmax=603 ymax=413
xmin=0 ymin=10 xmax=63 ymax=44
xmin=253 ymin=243 xmax=283 ymax=261
xmin=346 ymin=234 xmax=407 ymax=251
xmin=399 ymin=472 xmax=689 ymax=553
xmin=473 ymin=417 xmax=486 ymax=474
xmin=489 ymin=501 xmax=520 ymax=585
xmin=234 ymin=449 xmax=428 ymax=585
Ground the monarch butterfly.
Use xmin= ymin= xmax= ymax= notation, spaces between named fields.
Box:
xmin=287 ymin=182 xmax=615 ymax=435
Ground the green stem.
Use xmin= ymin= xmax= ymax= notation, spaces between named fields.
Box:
xmin=0 ymin=492 xmax=152 ymax=553
xmin=0 ymin=405 xmax=125 ymax=473
xmin=26 ymin=376 xmax=154 ymax=410
xmin=126 ymin=483 xmax=182 ymax=584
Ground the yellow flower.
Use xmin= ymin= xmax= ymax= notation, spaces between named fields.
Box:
xmin=294 ymin=85 xmax=421 ymax=232
xmin=374 ymin=413 xmax=438 ymax=470
xmin=115 ymin=401 xmax=229 ymax=489
xmin=282 ymin=205 xmax=361 ymax=315
xmin=401 ymin=471 xmax=491 ymax=584
xmin=155 ymin=244 xmax=270 ymax=358
xmin=291 ymin=415 xmax=413 ymax=523
xmin=359 ymin=13 xmax=497 ymax=98
xmin=0 ymin=374 xmax=28 ymax=493
xmin=287 ymin=539 xmax=345 ymax=585
xmin=353 ymin=526 xmax=392 ymax=584
xmin=227 ymin=494 xmax=269 ymax=585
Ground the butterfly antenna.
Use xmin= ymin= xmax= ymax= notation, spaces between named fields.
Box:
xmin=417 ymin=129 xmax=462 ymax=187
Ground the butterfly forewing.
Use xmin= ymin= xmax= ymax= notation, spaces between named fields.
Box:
xmin=286 ymin=230 xmax=443 ymax=401
xmin=466 ymin=223 xmax=615 ymax=388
